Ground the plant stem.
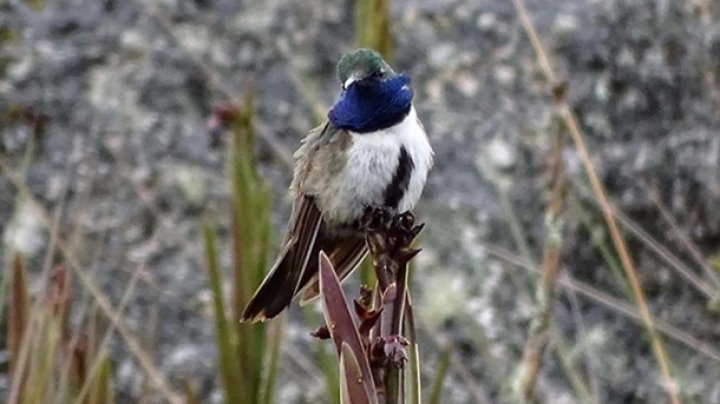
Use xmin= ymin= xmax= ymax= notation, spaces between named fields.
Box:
xmin=509 ymin=0 xmax=681 ymax=401
xmin=365 ymin=212 xmax=423 ymax=404
xmin=515 ymin=114 xmax=568 ymax=402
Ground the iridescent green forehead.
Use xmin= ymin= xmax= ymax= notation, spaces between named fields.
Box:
xmin=336 ymin=48 xmax=395 ymax=84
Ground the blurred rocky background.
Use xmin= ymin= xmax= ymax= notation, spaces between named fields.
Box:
xmin=1 ymin=0 xmax=719 ymax=403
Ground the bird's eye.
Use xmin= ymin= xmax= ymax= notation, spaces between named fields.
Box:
xmin=372 ymin=70 xmax=384 ymax=79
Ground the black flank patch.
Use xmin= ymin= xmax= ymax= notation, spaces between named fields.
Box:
xmin=383 ymin=146 xmax=414 ymax=209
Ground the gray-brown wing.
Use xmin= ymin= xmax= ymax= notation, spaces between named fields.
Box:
xmin=291 ymin=121 xmax=351 ymax=198
xmin=240 ymin=194 xmax=323 ymax=322
xmin=241 ymin=122 xmax=350 ymax=322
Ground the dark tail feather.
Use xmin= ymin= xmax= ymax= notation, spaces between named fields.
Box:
xmin=241 ymin=232 xmax=329 ymax=323
xmin=240 ymin=228 xmax=364 ymax=322
xmin=240 ymin=248 xmax=302 ymax=323
xmin=241 ymin=195 xmax=323 ymax=323
xmin=240 ymin=229 xmax=324 ymax=323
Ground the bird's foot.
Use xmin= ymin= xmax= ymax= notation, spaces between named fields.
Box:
xmin=361 ymin=208 xmax=424 ymax=247
xmin=361 ymin=205 xmax=394 ymax=232
xmin=392 ymin=211 xmax=415 ymax=234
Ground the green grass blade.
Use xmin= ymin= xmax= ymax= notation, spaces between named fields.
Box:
xmin=26 ymin=312 xmax=61 ymax=404
xmin=88 ymin=356 xmax=114 ymax=404
xmin=260 ymin=320 xmax=284 ymax=404
xmin=355 ymin=0 xmax=393 ymax=60
xmin=228 ymin=90 xmax=277 ymax=403
xmin=428 ymin=346 xmax=451 ymax=404
xmin=406 ymin=343 xmax=422 ymax=404
xmin=404 ymin=289 xmax=421 ymax=404
xmin=317 ymin=338 xmax=341 ymax=404
xmin=203 ymin=221 xmax=244 ymax=403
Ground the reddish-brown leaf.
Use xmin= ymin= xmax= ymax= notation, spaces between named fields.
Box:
xmin=318 ymin=251 xmax=378 ymax=403
xmin=339 ymin=342 xmax=374 ymax=404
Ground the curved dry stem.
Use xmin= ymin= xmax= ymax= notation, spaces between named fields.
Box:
xmin=508 ymin=0 xmax=681 ymax=402
xmin=515 ymin=115 xmax=568 ymax=401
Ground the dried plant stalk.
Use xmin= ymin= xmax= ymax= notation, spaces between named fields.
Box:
xmin=509 ymin=0 xmax=681 ymax=402
xmin=514 ymin=115 xmax=568 ymax=401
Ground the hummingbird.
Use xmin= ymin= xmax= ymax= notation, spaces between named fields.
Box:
xmin=240 ymin=48 xmax=433 ymax=323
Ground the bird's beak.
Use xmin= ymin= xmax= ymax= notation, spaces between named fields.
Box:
xmin=343 ymin=73 xmax=360 ymax=89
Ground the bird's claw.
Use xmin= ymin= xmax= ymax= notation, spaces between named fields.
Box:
xmin=361 ymin=206 xmax=394 ymax=232
xmin=393 ymin=211 xmax=415 ymax=233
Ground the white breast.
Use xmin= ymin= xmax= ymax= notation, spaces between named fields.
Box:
xmin=321 ymin=107 xmax=434 ymax=224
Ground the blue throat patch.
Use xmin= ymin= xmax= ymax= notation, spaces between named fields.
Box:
xmin=328 ymin=73 xmax=413 ymax=133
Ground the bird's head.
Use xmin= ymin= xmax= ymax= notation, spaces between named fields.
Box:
xmin=336 ymin=48 xmax=395 ymax=90
xmin=329 ymin=48 xmax=412 ymax=132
